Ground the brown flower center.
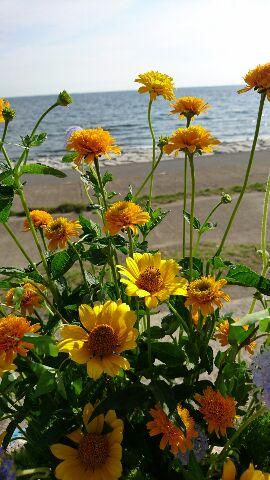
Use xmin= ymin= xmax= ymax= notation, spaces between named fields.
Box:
xmin=78 ymin=433 xmax=109 ymax=469
xmin=87 ymin=324 xmax=118 ymax=357
xmin=196 ymin=280 xmax=211 ymax=292
xmin=136 ymin=267 xmax=164 ymax=294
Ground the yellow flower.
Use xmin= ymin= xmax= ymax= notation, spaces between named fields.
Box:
xmin=222 ymin=460 xmax=270 ymax=480
xmin=58 ymin=300 xmax=138 ymax=380
xmin=118 ymin=252 xmax=188 ymax=309
xmin=24 ymin=210 xmax=53 ymax=231
xmin=238 ymin=63 xmax=270 ymax=101
xmin=135 ymin=71 xmax=175 ymax=101
xmin=185 ymin=276 xmax=230 ymax=319
xmin=146 ymin=404 xmax=197 ymax=455
xmin=170 ymin=96 xmax=210 ymax=120
xmin=0 ymin=315 xmax=40 ymax=363
xmin=0 ymin=354 xmax=17 ymax=378
xmin=105 ymin=201 xmax=150 ymax=235
xmin=6 ymin=282 xmax=45 ymax=316
xmin=0 ymin=98 xmax=10 ymax=122
xmin=67 ymin=127 xmax=121 ymax=165
xmin=51 ymin=402 xmax=123 ymax=480
xmin=44 ymin=217 xmax=81 ymax=251
xmin=164 ymin=125 xmax=220 ymax=156
xmin=195 ymin=387 xmax=236 ymax=437
xmin=215 ymin=319 xmax=256 ymax=355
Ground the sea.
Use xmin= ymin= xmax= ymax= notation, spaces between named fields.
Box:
xmin=4 ymin=85 xmax=270 ymax=168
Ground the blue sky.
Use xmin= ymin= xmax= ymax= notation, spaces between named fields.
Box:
xmin=1 ymin=0 xmax=270 ymax=96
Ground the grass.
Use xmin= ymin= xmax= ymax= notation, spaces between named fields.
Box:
xmin=8 ymin=182 xmax=266 ymax=217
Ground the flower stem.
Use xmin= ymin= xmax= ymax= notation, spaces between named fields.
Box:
xmin=167 ymin=301 xmax=190 ymax=334
xmin=127 ymin=227 xmax=134 ymax=258
xmin=249 ymin=171 xmax=270 ymax=313
xmin=68 ymin=240 xmax=90 ymax=292
xmin=0 ymin=121 xmax=13 ymax=169
xmin=193 ymin=201 xmax=222 ymax=256
xmin=146 ymin=309 xmax=152 ymax=367
xmin=188 ymin=154 xmax=195 ymax=279
xmin=182 ymin=117 xmax=191 ymax=258
xmin=3 ymin=222 xmax=39 ymax=273
xmin=134 ymin=151 xmax=163 ymax=200
xmin=147 ymin=99 xmax=156 ymax=206
xmin=215 ymin=92 xmax=266 ymax=256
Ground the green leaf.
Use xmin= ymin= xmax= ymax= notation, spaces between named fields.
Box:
xmin=21 ymin=132 xmax=47 ymax=147
xmin=0 ymin=184 xmax=14 ymax=223
xmin=23 ymin=334 xmax=59 ymax=357
xmin=12 ymin=286 xmax=24 ymax=310
xmin=83 ymin=243 xmax=109 ymax=265
xmin=30 ymin=363 xmax=56 ymax=397
xmin=50 ymin=249 xmax=77 ymax=279
xmin=20 ymin=163 xmax=66 ymax=178
xmin=62 ymin=152 xmax=78 ymax=163
xmin=183 ymin=210 xmax=201 ymax=229
xmin=225 ymin=264 xmax=270 ymax=295
xmin=142 ymin=326 xmax=165 ymax=339
xmin=0 ymin=169 xmax=13 ymax=183
xmin=234 ymin=308 xmax=270 ymax=327
xmin=79 ymin=215 xmax=101 ymax=239
xmin=200 ymin=221 xmax=217 ymax=234
xmin=102 ymin=171 xmax=113 ymax=186
xmin=228 ymin=325 xmax=254 ymax=345
xmin=151 ymin=342 xmax=185 ymax=366
xmin=0 ymin=266 xmax=43 ymax=282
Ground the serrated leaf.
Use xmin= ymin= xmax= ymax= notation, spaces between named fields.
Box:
xmin=183 ymin=210 xmax=201 ymax=229
xmin=151 ymin=342 xmax=185 ymax=366
xmin=21 ymin=132 xmax=47 ymax=147
xmin=23 ymin=334 xmax=58 ymax=357
xmin=83 ymin=243 xmax=109 ymax=265
xmin=0 ymin=184 xmax=14 ymax=223
xmin=226 ymin=264 xmax=270 ymax=294
xmin=20 ymin=163 xmax=66 ymax=178
xmin=51 ymin=249 xmax=77 ymax=279
xmin=79 ymin=215 xmax=101 ymax=239
xmin=102 ymin=171 xmax=113 ymax=186
xmin=62 ymin=152 xmax=78 ymax=163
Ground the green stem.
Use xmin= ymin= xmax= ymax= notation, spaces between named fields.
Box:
xmin=3 ymin=222 xmax=39 ymax=272
xmin=68 ymin=240 xmax=89 ymax=291
xmin=182 ymin=117 xmax=191 ymax=258
xmin=216 ymin=92 xmax=266 ymax=256
xmin=147 ymin=99 xmax=156 ymax=206
xmin=249 ymin=171 xmax=270 ymax=313
xmin=188 ymin=154 xmax=195 ymax=279
xmin=134 ymin=151 xmax=163 ymax=199
xmin=194 ymin=201 xmax=222 ymax=256
xmin=17 ymin=468 xmax=51 ymax=477
xmin=167 ymin=301 xmax=190 ymax=334
xmin=127 ymin=227 xmax=134 ymax=258
xmin=146 ymin=309 xmax=152 ymax=367
xmin=0 ymin=121 xmax=13 ymax=169
xmin=28 ymin=281 xmax=68 ymax=324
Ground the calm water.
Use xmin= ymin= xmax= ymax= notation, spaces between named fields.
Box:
xmin=4 ymin=86 xmax=270 ymax=167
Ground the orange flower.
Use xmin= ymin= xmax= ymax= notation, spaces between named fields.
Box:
xmin=135 ymin=71 xmax=175 ymax=101
xmin=6 ymin=282 xmax=45 ymax=316
xmin=105 ymin=201 xmax=150 ymax=235
xmin=0 ymin=98 xmax=10 ymax=122
xmin=67 ymin=128 xmax=121 ymax=165
xmin=164 ymin=125 xmax=220 ymax=156
xmin=24 ymin=210 xmax=53 ymax=231
xmin=238 ymin=63 xmax=270 ymax=101
xmin=170 ymin=96 xmax=210 ymax=120
xmin=185 ymin=276 xmax=230 ymax=318
xmin=215 ymin=319 xmax=256 ymax=355
xmin=147 ymin=404 xmax=197 ymax=455
xmin=0 ymin=354 xmax=17 ymax=378
xmin=0 ymin=315 xmax=40 ymax=363
xmin=44 ymin=217 xmax=81 ymax=251
xmin=195 ymin=387 xmax=236 ymax=437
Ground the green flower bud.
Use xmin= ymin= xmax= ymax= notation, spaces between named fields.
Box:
xmin=221 ymin=192 xmax=232 ymax=204
xmin=57 ymin=90 xmax=73 ymax=106
xmin=158 ymin=135 xmax=169 ymax=150
xmin=2 ymin=106 xmax=16 ymax=122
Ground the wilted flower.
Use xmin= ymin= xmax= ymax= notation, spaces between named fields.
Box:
xmin=238 ymin=62 xmax=270 ymax=100
xmin=164 ymin=125 xmax=220 ymax=156
xmin=177 ymin=424 xmax=208 ymax=465
xmin=135 ymin=71 xmax=175 ymax=101
xmin=251 ymin=349 xmax=270 ymax=409
xmin=170 ymin=96 xmax=210 ymax=120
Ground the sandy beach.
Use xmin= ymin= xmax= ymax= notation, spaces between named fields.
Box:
xmin=1 ymin=149 xmax=269 ymax=314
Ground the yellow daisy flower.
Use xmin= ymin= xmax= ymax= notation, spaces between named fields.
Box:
xmin=215 ymin=319 xmax=256 ymax=355
xmin=44 ymin=217 xmax=81 ymax=251
xmin=51 ymin=402 xmax=123 ymax=480
xmin=0 ymin=354 xmax=16 ymax=378
xmin=170 ymin=96 xmax=210 ymax=120
xmin=24 ymin=209 xmax=53 ymax=231
xmin=195 ymin=387 xmax=236 ymax=437
xmin=118 ymin=252 xmax=188 ymax=309
xmin=238 ymin=62 xmax=270 ymax=101
xmin=105 ymin=201 xmax=150 ymax=235
xmin=6 ymin=282 xmax=45 ymax=316
xmin=0 ymin=98 xmax=10 ymax=122
xmin=58 ymin=300 xmax=138 ymax=380
xmin=185 ymin=276 xmax=230 ymax=318
xmin=164 ymin=125 xmax=220 ymax=156
xmin=222 ymin=459 xmax=270 ymax=480
xmin=0 ymin=315 xmax=40 ymax=364
xmin=135 ymin=71 xmax=175 ymax=101
xmin=67 ymin=127 xmax=121 ymax=165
